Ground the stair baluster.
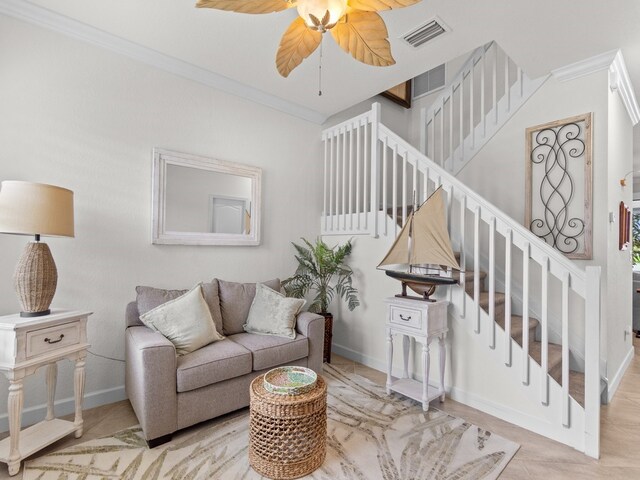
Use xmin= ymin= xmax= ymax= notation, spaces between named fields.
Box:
xmin=541 ymin=256 xmax=549 ymax=405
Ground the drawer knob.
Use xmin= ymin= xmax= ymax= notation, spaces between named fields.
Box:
xmin=44 ymin=334 xmax=65 ymax=344
xmin=399 ymin=314 xmax=412 ymax=321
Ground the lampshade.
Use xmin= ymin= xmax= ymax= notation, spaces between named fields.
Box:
xmin=0 ymin=181 xmax=74 ymax=238
xmin=297 ymin=0 xmax=347 ymax=31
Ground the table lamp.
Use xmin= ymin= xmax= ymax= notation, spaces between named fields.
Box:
xmin=0 ymin=181 xmax=74 ymax=317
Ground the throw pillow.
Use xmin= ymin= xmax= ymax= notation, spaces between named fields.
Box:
xmin=139 ymin=284 xmax=224 ymax=355
xmin=136 ymin=281 xmax=224 ymax=336
xmin=244 ymin=283 xmax=306 ymax=339
xmin=200 ymin=280 xmax=224 ymax=336
xmin=217 ymin=278 xmax=281 ymax=335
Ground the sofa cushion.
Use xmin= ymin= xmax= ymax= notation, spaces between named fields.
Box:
xmin=228 ymin=332 xmax=309 ymax=371
xmin=139 ymin=284 xmax=224 ymax=356
xmin=217 ymin=278 xmax=281 ymax=335
xmin=244 ymin=284 xmax=305 ymax=339
xmin=136 ymin=286 xmax=187 ymax=316
xmin=136 ymin=281 xmax=224 ymax=335
xmin=176 ymin=339 xmax=252 ymax=392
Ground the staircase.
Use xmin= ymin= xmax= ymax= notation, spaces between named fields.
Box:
xmin=320 ymin=53 xmax=602 ymax=457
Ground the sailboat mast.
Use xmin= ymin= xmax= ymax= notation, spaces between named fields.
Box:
xmin=408 ymin=216 xmax=413 ymax=273
xmin=408 ymin=190 xmax=417 ymax=274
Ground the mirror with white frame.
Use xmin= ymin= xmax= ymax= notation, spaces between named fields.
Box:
xmin=152 ymin=148 xmax=261 ymax=245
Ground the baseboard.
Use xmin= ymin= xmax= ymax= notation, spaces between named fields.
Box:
xmin=332 ymin=343 xmax=387 ymax=372
xmin=606 ymin=346 xmax=635 ymax=403
xmin=0 ymin=385 xmax=127 ymax=434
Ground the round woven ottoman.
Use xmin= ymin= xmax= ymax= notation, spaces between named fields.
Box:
xmin=249 ymin=374 xmax=327 ymax=479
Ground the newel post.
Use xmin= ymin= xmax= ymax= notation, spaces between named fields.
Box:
xmin=370 ymin=102 xmax=381 ymax=238
xmin=584 ymin=265 xmax=601 ymax=458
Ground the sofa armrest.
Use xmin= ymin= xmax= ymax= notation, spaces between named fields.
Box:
xmin=125 ymin=326 xmax=178 ymax=441
xmin=297 ymin=312 xmax=324 ymax=374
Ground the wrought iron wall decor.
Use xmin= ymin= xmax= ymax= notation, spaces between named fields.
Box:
xmin=525 ymin=113 xmax=593 ymax=259
xmin=619 ymin=201 xmax=631 ymax=251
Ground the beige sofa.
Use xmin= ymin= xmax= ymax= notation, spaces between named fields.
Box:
xmin=124 ymin=279 xmax=324 ymax=447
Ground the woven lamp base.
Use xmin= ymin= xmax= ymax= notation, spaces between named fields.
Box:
xmin=13 ymin=241 xmax=58 ymax=317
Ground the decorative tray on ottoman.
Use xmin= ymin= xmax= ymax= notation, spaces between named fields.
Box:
xmin=263 ymin=366 xmax=317 ymax=395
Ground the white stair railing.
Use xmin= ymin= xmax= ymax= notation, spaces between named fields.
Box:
xmin=420 ymin=42 xmax=547 ymax=175
xmin=321 ymin=102 xmax=601 ymax=458
xmin=321 ymin=106 xmax=379 ymax=236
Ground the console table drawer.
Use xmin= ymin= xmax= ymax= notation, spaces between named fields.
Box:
xmin=389 ymin=306 xmax=422 ymax=330
xmin=26 ymin=322 xmax=80 ymax=358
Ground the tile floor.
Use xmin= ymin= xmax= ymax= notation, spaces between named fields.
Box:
xmin=0 ymin=338 xmax=639 ymax=479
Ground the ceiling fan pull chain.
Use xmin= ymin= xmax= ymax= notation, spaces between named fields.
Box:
xmin=318 ymin=38 xmax=323 ymax=97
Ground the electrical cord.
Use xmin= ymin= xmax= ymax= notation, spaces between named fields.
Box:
xmin=88 ymin=350 xmax=125 ymax=363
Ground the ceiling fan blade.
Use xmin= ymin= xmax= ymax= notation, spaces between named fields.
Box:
xmin=330 ymin=11 xmax=395 ymax=67
xmin=196 ymin=0 xmax=293 ymax=14
xmin=347 ymin=0 xmax=420 ymax=12
xmin=276 ymin=18 xmax=323 ymax=77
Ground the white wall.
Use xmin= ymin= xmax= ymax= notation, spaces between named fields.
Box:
xmin=605 ymin=84 xmax=635 ymax=393
xmin=0 ymin=15 xmax=322 ymax=428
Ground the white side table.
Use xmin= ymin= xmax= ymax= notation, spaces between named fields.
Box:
xmin=0 ymin=309 xmax=91 ymax=475
xmin=384 ymin=297 xmax=448 ymax=411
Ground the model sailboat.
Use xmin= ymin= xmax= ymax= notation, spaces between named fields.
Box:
xmin=378 ymin=187 xmax=460 ymax=300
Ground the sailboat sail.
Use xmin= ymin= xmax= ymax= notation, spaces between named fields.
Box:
xmin=378 ymin=187 xmax=460 ymax=271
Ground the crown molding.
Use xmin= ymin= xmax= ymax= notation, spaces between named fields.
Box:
xmin=0 ymin=0 xmax=327 ymax=125
xmin=551 ymin=49 xmax=618 ymax=82
xmin=552 ymin=49 xmax=639 ymax=126
xmin=609 ymin=51 xmax=640 ymax=126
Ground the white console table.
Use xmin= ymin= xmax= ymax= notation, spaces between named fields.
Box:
xmin=384 ymin=297 xmax=448 ymax=411
xmin=0 ymin=309 xmax=91 ymax=475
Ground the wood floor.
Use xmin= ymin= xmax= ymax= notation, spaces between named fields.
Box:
xmin=0 ymin=338 xmax=638 ymax=479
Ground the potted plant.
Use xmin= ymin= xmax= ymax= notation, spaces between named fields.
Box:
xmin=282 ymin=238 xmax=359 ymax=363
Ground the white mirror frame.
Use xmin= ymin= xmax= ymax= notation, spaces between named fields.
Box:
xmin=152 ymin=148 xmax=261 ymax=246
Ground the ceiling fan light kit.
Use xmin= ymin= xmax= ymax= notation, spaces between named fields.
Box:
xmin=297 ymin=0 xmax=348 ymax=32
xmin=196 ymin=0 xmax=421 ymax=77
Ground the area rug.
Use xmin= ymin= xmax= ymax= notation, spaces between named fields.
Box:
xmin=24 ymin=365 xmax=519 ymax=479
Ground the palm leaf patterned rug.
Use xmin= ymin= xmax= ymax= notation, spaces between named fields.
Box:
xmin=24 ymin=365 xmax=519 ymax=479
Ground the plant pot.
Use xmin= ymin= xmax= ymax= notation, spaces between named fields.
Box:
xmin=321 ymin=312 xmax=333 ymax=364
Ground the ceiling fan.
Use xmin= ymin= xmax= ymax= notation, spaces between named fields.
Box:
xmin=196 ymin=0 xmax=421 ymax=78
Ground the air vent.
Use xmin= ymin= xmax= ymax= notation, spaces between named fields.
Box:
xmin=402 ymin=17 xmax=449 ymax=48
xmin=413 ymin=63 xmax=446 ymax=99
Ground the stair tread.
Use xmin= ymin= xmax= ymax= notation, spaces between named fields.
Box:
xmin=455 ymin=271 xmax=488 ymax=284
xmin=498 ymin=315 xmax=538 ymax=345
xmin=529 ymin=341 xmax=562 ymax=370
xmin=569 ymin=371 xmax=585 ymax=407
xmin=478 ymin=291 xmax=505 ymax=306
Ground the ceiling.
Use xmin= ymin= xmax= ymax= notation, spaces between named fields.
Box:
xmin=5 ymin=0 xmax=637 ymax=123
